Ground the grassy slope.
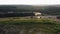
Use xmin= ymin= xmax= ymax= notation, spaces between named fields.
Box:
xmin=0 ymin=18 xmax=60 ymax=34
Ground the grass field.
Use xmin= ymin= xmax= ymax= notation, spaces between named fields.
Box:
xmin=0 ymin=17 xmax=59 ymax=24
xmin=0 ymin=17 xmax=60 ymax=34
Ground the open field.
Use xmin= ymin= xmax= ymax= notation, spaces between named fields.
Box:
xmin=0 ymin=17 xmax=60 ymax=34
xmin=0 ymin=17 xmax=59 ymax=21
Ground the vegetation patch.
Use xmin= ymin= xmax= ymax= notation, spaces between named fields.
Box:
xmin=0 ymin=18 xmax=60 ymax=34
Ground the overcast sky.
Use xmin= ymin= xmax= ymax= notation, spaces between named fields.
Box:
xmin=0 ymin=0 xmax=60 ymax=5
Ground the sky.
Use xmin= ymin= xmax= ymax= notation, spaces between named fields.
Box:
xmin=0 ymin=0 xmax=60 ymax=5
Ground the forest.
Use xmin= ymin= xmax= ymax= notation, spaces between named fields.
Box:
xmin=0 ymin=5 xmax=60 ymax=17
